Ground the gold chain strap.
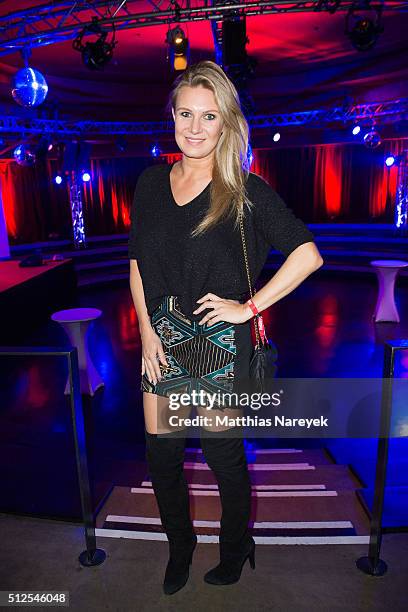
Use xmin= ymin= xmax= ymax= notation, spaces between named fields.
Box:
xmin=239 ymin=211 xmax=261 ymax=346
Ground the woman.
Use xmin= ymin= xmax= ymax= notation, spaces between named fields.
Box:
xmin=129 ymin=60 xmax=323 ymax=595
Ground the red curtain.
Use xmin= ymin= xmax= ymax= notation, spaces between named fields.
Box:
xmin=368 ymin=138 xmax=406 ymax=218
xmin=2 ymin=140 xmax=407 ymax=245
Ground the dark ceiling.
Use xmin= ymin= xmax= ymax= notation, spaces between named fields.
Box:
xmin=0 ymin=1 xmax=407 ymax=151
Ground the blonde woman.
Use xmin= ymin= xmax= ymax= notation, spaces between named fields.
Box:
xmin=129 ymin=60 xmax=323 ymax=595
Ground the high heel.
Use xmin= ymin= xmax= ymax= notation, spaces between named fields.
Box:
xmin=163 ymin=533 xmax=197 ymax=595
xmin=204 ymin=535 xmax=256 ymax=586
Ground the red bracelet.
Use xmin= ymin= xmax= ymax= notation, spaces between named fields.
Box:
xmin=246 ymin=298 xmax=259 ymax=317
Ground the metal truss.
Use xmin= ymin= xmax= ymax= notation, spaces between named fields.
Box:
xmin=1 ymin=98 xmax=407 ymax=137
xmin=1 ymin=1 xmax=408 ymax=57
xmin=253 ymin=98 xmax=408 ymax=128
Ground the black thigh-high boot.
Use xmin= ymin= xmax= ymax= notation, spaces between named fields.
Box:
xmin=144 ymin=429 xmax=197 ymax=595
xmin=200 ymin=426 xmax=255 ymax=585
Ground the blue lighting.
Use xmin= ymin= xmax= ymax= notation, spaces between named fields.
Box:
xmin=151 ymin=144 xmax=161 ymax=158
xmin=385 ymin=155 xmax=395 ymax=167
xmin=11 ymin=66 xmax=48 ymax=108
xmin=55 ymin=175 xmax=63 ymax=185
xmin=82 ymin=172 xmax=91 ymax=182
xmin=247 ymin=143 xmax=254 ymax=167
xmin=352 ymin=125 xmax=361 ymax=135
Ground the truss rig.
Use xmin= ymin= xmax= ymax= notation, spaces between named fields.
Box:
xmin=1 ymin=98 xmax=407 ymax=139
xmin=1 ymin=1 xmax=408 ymax=57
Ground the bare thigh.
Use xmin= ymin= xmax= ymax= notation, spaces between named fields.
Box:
xmin=143 ymin=391 xmax=193 ymax=434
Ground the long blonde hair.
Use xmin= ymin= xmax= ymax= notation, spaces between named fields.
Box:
xmin=165 ymin=60 xmax=254 ymax=237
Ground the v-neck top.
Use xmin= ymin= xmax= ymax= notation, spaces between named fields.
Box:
xmin=168 ymin=161 xmax=212 ymax=208
xmin=128 ymin=161 xmax=315 ymax=321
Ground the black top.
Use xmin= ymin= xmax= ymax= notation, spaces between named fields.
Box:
xmin=128 ymin=161 xmax=315 ymax=321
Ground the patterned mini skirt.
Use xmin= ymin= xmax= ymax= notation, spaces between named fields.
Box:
xmin=141 ymin=295 xmax=252 ymax=410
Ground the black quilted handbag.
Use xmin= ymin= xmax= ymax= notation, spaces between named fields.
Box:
xmin=239 ymin=212 xmax=278 ymax=393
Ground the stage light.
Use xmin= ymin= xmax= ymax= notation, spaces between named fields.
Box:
xmin=349 ymin=18 xmax=378 ymax=51
xmin=13 ymin=144 xmax=36 ymax=166
xmin=346 ymin=6 xmax=383 ymax=52
xmin=385 ymin=156 xmax=395 ymax=167
xmin=363 ymin=128 xmax=381 ymax=149
xmin=247 ymin=143 xmax=253 ymax=167
xmin=151 ymin=144 xmax=161 ymax=158
xmin=116 ymin=136 xmax=128 ymax=153
xmin=55 ymin=175 xmax=63 ymax=184
xmin=166 ymin=26 xmax=189 ymax=71
xmin=352 ymin=125 xmax=361 ymax=135
xmin=73 ymin=17 xmax=117 ymax=71
xmin=11 ymin=66 xmax=48 ymax=107
xmin=273 ymin=132 xmax=281 ymax=142
xmin=36 ymin=135 xmax=53 ymax=158
xmin=82 ymin=172 xmax=91 ymax=182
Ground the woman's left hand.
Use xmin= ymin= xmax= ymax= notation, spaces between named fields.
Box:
xmin=193 ymin=293 xmax=251 ymax=326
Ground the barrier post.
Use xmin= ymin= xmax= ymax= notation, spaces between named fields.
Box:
xmin=0 ymin=346 xmax=106 ymax=567
xmin=356 ymin=340 xmax=408 ymax=576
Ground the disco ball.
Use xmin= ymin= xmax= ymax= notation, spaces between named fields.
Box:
xmin=363 ymin=129 xmax=382 ymax=149
xmin=13 ymin=144 xmax=36 ymax=166
xmin=11 ymin=67 xmax=48 ymax=107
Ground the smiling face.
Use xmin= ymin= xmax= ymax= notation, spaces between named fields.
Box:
xmin=171 ymin=85 xmax=224 ymax=161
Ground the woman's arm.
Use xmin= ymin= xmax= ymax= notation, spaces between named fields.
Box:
xmin=129 ymin=259 xmax=152 ymax=334
xmin=242 ymin=241 xmax=323 ymax=319
xmin=129 ymin=259 xmax=168 ymax=384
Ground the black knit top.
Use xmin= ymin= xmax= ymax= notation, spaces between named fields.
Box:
xmin=128 ymin=161 xmax=315 ymax=322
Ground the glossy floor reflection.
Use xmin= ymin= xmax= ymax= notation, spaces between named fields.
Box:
xmin=1 ymin=271 xmax=408 ymax=519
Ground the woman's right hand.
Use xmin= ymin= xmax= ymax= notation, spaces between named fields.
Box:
xmin=140 ymin=326 xmax=169 ymax=385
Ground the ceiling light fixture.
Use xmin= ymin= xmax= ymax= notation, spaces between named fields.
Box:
xmin=166 ymin=26 xmax=189 ymax=71
xmin=345 ymin=3 xmax=384 ymax=52
xmin=73 ymin=17 xmax=117 ymax=70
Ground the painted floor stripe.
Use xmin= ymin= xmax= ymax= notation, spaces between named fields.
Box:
xmin=105 ymin=515 xmax=354 ymax=530
xmin=140 ymin=481 xmax=327 ymax=491
xmin=130 ymin=487 xmax=338 ymax=497
xmin=95 ymin=529 xmax=369 ymax=545
xmin=183 ymin=462 xmax=314 ymax=471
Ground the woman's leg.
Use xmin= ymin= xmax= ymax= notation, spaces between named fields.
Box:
xmin=143 ymin=391 xmax=193 ymax=543
xmin=143 ymin=391 xmax=196 ymax=594
xmin=199 ymin=421 xmax=252 ymax=550
xmin=196 ymin=320 xmax=254 ymax=582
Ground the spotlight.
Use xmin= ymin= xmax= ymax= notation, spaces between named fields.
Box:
xmin=151 ymin=144 xmax=161 ymax=158
xmin=82 ymin=172 xmax=91 ymax=182
xmin=73 ymin=17 xmax=117 ymax=71
xmin=55 ymin=175 xmax=63 ymax=184
xmin=346 ymin=5 xmax=384 ymax=52
xmin=247 ymin=143 xmax=254 ymax=167
xmin=36 ymin=135 xmax=53 ymax=158
xmin=385 ymin=156 xmax=395 ymax=167
xmin=166 ymin=26 xmax=189 ymax=71
xmin=115 ymin=136 xmax=128 ymax=153
xmin=352 ymin=125 xmax=361 ymax=135
xmin=363 ymin=128 xmax=381 ymax=149
xmin=273 ymin=132 xmax=281 ymax=142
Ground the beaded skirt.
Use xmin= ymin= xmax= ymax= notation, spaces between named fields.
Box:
xmin=141 ymin=295 xmax=251 ymax=410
